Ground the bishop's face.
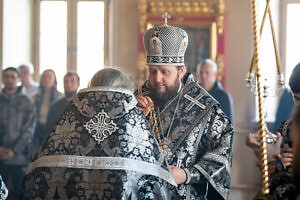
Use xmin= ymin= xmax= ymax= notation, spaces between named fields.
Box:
xmin=148 ymin=65 xmax=186 ymax=103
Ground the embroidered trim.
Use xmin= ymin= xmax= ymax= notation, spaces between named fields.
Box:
xmin=79 ymin=86 xmax=134 ymax=96
xmin=84 ymin=110 xmax=119 ymax=144
xmin=78 ymin=86 xmax=138 ymax=111
xmin=26 ymin=155 xmax=177 ymax=186
xmin=193 ymin=164 xmax=228 ymax=200
xmin=183 ymin=168 xmax=191 ymax=184
xmin=147 ymin=56 xmax=184 ymax=65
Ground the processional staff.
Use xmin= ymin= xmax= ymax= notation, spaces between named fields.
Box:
xmin=248 ymin=0 xmax=285 ymax=198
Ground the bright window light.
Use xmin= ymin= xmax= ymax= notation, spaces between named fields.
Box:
xmin=77 ymin=1 xmax=105 ymax=88
xmin=40 ymin=1 xmax=67 ymax=92
xmin=285 ymin=3 xmax=300 ymax=82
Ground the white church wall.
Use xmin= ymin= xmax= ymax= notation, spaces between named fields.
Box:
xmin=225 ymin=0 xmax=261 ymax=198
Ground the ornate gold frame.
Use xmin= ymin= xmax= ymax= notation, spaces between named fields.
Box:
xmin=138 ymin=0 xmax=226 ymax=81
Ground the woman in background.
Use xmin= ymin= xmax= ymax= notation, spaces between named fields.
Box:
xmin=33 ymin=69 xmax=62 ymax=151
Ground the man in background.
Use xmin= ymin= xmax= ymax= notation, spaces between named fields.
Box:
xmin=196 ymin=59 xmax=234 ymax=122
xmin=18 ymin=63 xmax=39 ymax=100
xmin=46 ymin=72 xmax=80 ymax=132
xmin=0 ymin=67 xmax=35 ymax=199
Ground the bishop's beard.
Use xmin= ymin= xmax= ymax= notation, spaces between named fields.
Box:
xmin=150 ymin=75 xmax=181 ymax=109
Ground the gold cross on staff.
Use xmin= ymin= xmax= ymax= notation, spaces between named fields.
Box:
xmin=162 ymin=12 xmax=171 ymax=25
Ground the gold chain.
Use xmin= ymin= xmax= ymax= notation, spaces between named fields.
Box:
xmin=146 ymin=102 xmax=163 ymax=149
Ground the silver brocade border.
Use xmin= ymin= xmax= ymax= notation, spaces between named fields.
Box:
xmin=78 ymin=86 xmax=134 ymax=97
xmin=26 ymin=155 xmax=177 ymax=186
xmin=78 ymin=86 xmax=137 ymax=110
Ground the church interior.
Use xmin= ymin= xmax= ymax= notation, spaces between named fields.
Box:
xmin=0 ymin=0 xmax=299 ymax=199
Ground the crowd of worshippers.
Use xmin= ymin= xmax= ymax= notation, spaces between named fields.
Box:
xmin=0 ymin=65 xmax=81 ymax=199
xmin=0 ymin=20 xmax=298 ymax=200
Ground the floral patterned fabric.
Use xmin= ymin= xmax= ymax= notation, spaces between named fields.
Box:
xmin=136 ymin=74 xmax=234 ymax=200
xmin=22 ymin=87 xmax=175 ymax=200
xmin=0 ymin=175 xmax=7 ymax=200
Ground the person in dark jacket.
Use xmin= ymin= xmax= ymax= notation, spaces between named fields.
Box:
xmin=46 ymin=72 xmax=80 ymax=133
xmin=196 ymin=59 xmax=234 ymax=122
xmin=0 ymin=67 xmax=35 ymax=199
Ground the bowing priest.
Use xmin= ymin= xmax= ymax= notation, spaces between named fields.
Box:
xmin=22 ymin=68 xmax=176 ymax=199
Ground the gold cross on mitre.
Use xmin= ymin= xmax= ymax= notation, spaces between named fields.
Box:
xmin=162 ymin=12 xmax=171 ymax=25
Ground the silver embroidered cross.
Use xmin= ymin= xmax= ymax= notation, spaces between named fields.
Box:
xmin=84 ymin=110 xmax=118 ymax=144
xmin=184 ymin=93 xmax=206 ymax=111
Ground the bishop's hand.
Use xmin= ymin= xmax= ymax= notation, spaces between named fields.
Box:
xmin=137 ymin=96 xmax=154 ymax=116
xmin=170 ymin=165 xmax=187 ymax=185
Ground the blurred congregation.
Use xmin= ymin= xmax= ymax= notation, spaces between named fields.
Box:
xmin=0 ymin=65 xmax=80 ymax=199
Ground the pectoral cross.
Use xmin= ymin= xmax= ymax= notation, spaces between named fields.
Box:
xmin=162 ymin=12 xmax=171 ymax=25
xmin=184 ymin=93 xmax=206 ymax=111
xmin=176 ymin=147 xmax=186 ymax=168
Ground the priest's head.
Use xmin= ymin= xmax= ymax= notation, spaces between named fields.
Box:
xmin=143 ymin=24 xmax=188 ymax=104
xmin=289 ymin=63 xmax=300 ymax=106
xmin=89 ymin=67 xmax=133 ymax=91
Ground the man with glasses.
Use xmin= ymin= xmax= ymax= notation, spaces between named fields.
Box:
xmin=0 ymin=67 xmax=35 ymax=199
